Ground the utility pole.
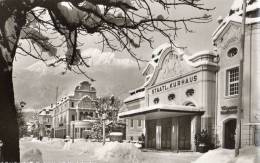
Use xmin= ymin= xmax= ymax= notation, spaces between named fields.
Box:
xmin=53 ymin=86 xmax=58 ymax=139
xmin=55 ymin=87 xmax=59 ymax=105
xmin=235 ymin=0 xmax=247 ymax=157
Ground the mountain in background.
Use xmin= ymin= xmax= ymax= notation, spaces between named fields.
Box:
xmin=13 ymin=62 xmax=145 ymax=111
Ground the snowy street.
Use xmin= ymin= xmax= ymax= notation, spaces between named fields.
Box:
xmin=20 ymin=138 xmax=201 ymax=163
xmin=20 ymin=139 xmax=98 ymax=163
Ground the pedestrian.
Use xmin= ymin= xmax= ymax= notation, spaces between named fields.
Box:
xmin=141 ymin=134 xmax=145 ymax=148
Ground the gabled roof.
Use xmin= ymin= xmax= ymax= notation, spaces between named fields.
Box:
xmin=39 ymin=105 xmax=54 ymax=116
xmin=213 ymin=0 xmax=260 ymax=42
xmin=124 ymin=91 xmax=145 ymax=103
xmin=141 ymin=43 xmax=186 ymax=87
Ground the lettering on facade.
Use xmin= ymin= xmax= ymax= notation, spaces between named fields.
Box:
xmin=220 ymin=106 xmax=238 ymax=114
xmin=151 ymin=74 xmax=198 ymax=94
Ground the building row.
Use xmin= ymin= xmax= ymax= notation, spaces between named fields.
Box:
xmin=38 ymin=81 xmax=98 ymax=139
xmin=119 ymin=0 xmax=260 ymax=151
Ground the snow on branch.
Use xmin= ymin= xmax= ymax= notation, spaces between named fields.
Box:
xmin=20 ymin=27 xmax=57 ymax=57
xmin=0 ymin=0 xmax=214 ymax=78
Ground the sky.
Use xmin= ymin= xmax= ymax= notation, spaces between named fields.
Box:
xmin=13 ymin=0 xmax=235 ymax=111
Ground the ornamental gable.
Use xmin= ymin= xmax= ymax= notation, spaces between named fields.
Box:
xmin=151 ymin=48 xmax=196 ymax=86
xmin=214 ymin=22 xmax=241 ymax=50
xmin=78 ymin=96 xmax=94 ymax=109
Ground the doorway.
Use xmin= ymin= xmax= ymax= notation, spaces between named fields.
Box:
xmin=147 ymin=120 xmax=156 ymax=148
xmin=224 ymin=119 xmax=237 ymax=149
xmin=178 ymin=116 xmax=191 ymax=150
xmin=161 ymin=118 xmax=172 ymax=149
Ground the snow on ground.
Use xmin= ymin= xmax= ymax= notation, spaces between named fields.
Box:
xmin=20 ymin=137 xmax=202 ymax=163
xmin=192 ymin=146 xmax=259 ymax=163
xmin=94 ymin=142 xmax=143 ymax=162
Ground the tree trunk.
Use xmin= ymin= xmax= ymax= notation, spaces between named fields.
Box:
xmin=0 ymin=55 xmax=20 ymax=162
xmin=0 ymin=11 xmax=24 ymax=161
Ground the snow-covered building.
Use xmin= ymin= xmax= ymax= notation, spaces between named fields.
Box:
xmin=119 ymin=0 xmax=260 ymax=150
xmin=38 ymin=105 xmax=54 ymax=137
xmin=52 ymin=81 xmax=98 ymax=138
xmin=119 ymin=43 xmax=218 ymax=151
xmin=213 ymin=0 xmax=260 ymax=148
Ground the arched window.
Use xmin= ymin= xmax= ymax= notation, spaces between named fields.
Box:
xmin=153 ymin=97 xmax=159 ymax=104
xmin=227 ymin=47 xmax=238 ymax=57
xmin=184 ymin=102 xmax=196 ymax=107
xmin=186 ymin=89 xmax=195 ymax=97
xmin=168 ymin=93 xmax=175 ymax=101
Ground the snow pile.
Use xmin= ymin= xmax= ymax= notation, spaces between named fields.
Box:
xmin=20 ymin=137 xmax=33 ymax=142
xmin=94 ymin=142 xmax=143 ymax=163
xmin=192 ymin=148 xmax=234 ymax=163
xmin=67 ymin=139 xmax=102 ymax=154
xmin=193 ymin=146 xmax=259 ymax=163
xmin=21 ymin=148 xmax=43 ymax=163
xmin=31 ymin=138 xmax=43 ymax=143
xmin=232 ymin=146 xmax=260 ymax=163
xmin=62 ymin=141 xmax=72 ymax=150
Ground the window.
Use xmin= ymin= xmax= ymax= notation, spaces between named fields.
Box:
xmin=185 ymin=102 xmax=196 ymax=107
xmin=227 ymin=47 xmax=238 ymax=57
xmin=226 ymin=67 xmax=239 ymax=96
xmin=71 ymin=115 xmax=75 ymax=121
xmin=168 ymin=93 xmax=175 ymax=101
xmin=130 ymin=119 xmax=134 ymax=128
xmin=153 ymin=97 xmax=159 ymax=104
xmin=138 ymin=120 xmax=142 ymax=127
xmin=71 ymin=101 xmax=74 ymax=108
xmin=186 ymin=89 xmax=195 ymax=97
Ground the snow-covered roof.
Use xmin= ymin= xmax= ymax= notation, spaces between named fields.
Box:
xmin=186 ymin=50 xmax=216 ymax=60
xmin=142 ymin=43 xmax=184 ymax=75
xmin=230 ymin=0 xmax=260 ymax=11
xmin=142 ymin=43 xmax=171 ymax=75
xmin=183 ymin=50 xmax=218 ymax=68
xmin=118 ymin=104 xmax=203 ymax=118
xmin=213 ymin=0 xmax=260 ymax=42
xmin=124 ymin=91 xmax=145 ymax=103
xmin=141 ymin=43 xmax=186 ymax=87
xmin=109 ymin=132 xmax=123 ymax=136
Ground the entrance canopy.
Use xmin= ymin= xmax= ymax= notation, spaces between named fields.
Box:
xmin=118 ymin=104 xmax=204 ymax=120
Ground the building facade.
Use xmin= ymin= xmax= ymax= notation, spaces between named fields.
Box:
xmin=120 ymin=44 xmax=218 ymax=151
xmin=213 ymin=0 xmax=260 ymax=148
xmin=119 ymin=0 xmax=260 ymax=150
xmin=38 ymin=105 xmax=54 ymax=137
xmin=52 ymin=81 xmax=98 ymax=138
xmin=123 ymin=88 xmax=146 ymax=141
